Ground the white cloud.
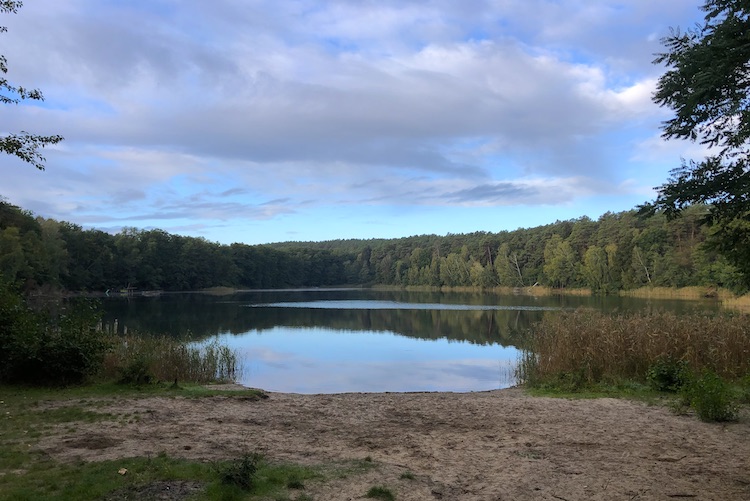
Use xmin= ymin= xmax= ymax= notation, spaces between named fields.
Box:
xmin=0 ymin=0 xmax=708 ymax=242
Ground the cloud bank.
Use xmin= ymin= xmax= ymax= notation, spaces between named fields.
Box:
xmin=1 ymin=0 xmax=702 ymax=243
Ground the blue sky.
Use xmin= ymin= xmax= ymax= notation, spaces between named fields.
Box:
xmin=1 ymin=0 xmax=709 ymax=245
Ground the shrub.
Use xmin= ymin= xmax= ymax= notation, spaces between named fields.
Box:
xmin=117 ymin=355 xmax=154 ymax=385
xmin=365 ymin=485 xmax=395 ymax=501
xmin=217 ymin=453 xmax=261 ymax=491
xmin=647 ymin=356 xmax=691 ymax=392
xmin=0 ymin=281 xmax=108 ymax=385
xmin=683 ymin=371 xmax=739 ymax=422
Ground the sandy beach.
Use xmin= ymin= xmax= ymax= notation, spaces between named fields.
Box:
xmin=38 ymin=387 xmax=750 ymax=500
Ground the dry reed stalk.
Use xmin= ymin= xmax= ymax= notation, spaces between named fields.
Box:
xmin=722 ymin=294 xmax=750 ymax=313
xmin=101 ymin=336 xmax=239 ymax=384
xmin=523 ymin=309 xmax=750 ymax=384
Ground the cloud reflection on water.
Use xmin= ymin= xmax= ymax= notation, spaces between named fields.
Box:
xmin=212 ymin=326 xmax=519 ymax=393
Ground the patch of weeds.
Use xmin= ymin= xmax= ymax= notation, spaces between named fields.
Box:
xmin=647 ymin=356 xmax=691 ymax=393
xmin=526 ymin=379 xmax=660 ymax=402
xmin=738 ymin=374 xmax=750 ymax=404
xmin=212 ymin=454 xmax=321 ymax=499
xmin=117 ymin=355 xmax=154 ymax=386
xmin=399 ymin=471 xmax=415 ymax=480
xmin=216 ymin=452 xmax=261 ymax=491
xmin=0 ymin=454 xmax=214 ymax=501
xmin=365 ymin=485 xmax=395 ymax=501
xmin=682 ymin=370 xmax=739 ymax=422
xmin=41 ymin=406 xmax=113 ymax=424
xmin=328 ymin=458 xmax=378 ymax=480
xmin=287 ymin=474 xmax=305 ymax=489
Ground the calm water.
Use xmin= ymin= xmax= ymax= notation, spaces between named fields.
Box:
xmin=101 ymin=288 xmax=720 ymax=393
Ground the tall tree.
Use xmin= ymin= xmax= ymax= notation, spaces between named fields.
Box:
xmin=1 ymin=1 xmax=62 ymax=170
xmin=644 ymin=0 xmax=750 ymax=286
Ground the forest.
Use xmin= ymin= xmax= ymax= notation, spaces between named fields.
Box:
xmin=0 ymin=200 xmax=745 ymax=294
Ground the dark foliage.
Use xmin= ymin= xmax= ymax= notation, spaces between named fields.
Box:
xmin=644 ymin=0 xmax=750 ymax=286
xmin=1 ymin=1 xmax=63 ymax=170
xmin=0 ymin=279 xmax=108 ymax=385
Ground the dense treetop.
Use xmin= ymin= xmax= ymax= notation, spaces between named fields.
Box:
xmin=0 ymin=200 xmax=744 ymax=294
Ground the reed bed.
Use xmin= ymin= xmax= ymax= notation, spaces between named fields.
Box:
xmin=619 ymin=286 xmax=734 ymax=300
xmin=722 ymin=294 xmax=750 ymax=313
xmin=102 ymin=336 xmax=240 ymax=384
xmin=518 ymin=309 xmax=750 ymax=387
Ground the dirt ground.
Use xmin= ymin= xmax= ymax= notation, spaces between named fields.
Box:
xmin=38 ymin=386 xmax=750 ymax=500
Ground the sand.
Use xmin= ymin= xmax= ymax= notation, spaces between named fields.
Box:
xmin=38 ymin=387 xmax=750 ymax=500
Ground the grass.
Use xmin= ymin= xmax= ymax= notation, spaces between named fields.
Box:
xmin=365 ymin=485 xmax=396 ymax=501
xmin=518 ymin=309 xmax=750 ymax=386
xmin=0 ymin=452 xmax=322 ymax=501
xmin=723 ymin=293 xmax=750 ymax=313
xmin=619 ymin=286 xmax=733 ymax=300
xmin=517 ymin=309 xmax=750 ymax=420
xmin=0 ymin=383 xmax=323 ymax=501
xmin=101 ymin=336 xmax=241 ymax=385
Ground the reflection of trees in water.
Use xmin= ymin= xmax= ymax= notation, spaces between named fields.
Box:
xmin=101 ymin=294 xmax=536 ymax=347
xmin=101 ymin=290 xmax=715 ymax=347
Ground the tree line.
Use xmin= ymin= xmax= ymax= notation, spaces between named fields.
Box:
xmin=0 ymin=200 xmax=745 ymax=294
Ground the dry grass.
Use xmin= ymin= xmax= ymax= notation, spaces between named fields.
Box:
xmin=619 ymin=286 xmax=734 ymax=300
xmin=519 ymin=309 xmax=750 ymax=386
xmin=722 ymin=294 xmax=750 ymax=313
xmin=102 ymin=336 xmax=240 ymax=384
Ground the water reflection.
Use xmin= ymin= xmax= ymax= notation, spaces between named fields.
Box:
xmin=101 ymin=288 xmax=721 ymax=393
xmin=252 ymin=300 xmax=561 ymax=311
xmin=213 ymin=327 xmax=518 ymax=393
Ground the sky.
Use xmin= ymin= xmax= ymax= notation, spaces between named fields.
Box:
xmin=1 ymin=0 xmax=710 ymax=245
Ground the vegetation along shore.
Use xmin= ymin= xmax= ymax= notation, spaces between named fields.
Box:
xmin=2 ymin=0 xmax=750 ymax=498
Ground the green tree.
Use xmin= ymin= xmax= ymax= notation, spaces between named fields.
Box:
xmin=582 ymin=245 xmax=610 ymax=292
xmin=1 ymin=1 xmax=63 ymax=169
xmin=0 ymin=226 xmax=24 ymax=281
xmin=543 ymin=234 xmax=577 ymax=288
xmin=645 ymin=0 xmax=750 ymax=287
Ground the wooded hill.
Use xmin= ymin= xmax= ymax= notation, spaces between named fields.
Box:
xmin=0 ymin=201 xmax=745 ymax=293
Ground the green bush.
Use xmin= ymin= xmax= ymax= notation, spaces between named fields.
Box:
xmin=0 ymin=281 xmax=108 ymax=385
xmin=365 ymin=485 xmax=395 ymax=501
xmin=117 ymin=355 xmax=154 ymax=385
xmin=647 ymin=356 xmax=691 ymax=392
xmin=683 ymin=371 xmax=739 ymax=422
xmin=217 ymin=453 xmax=261 ymax=491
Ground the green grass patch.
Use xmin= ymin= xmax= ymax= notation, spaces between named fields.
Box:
xmin=365 ymin=485 xmax=396 ymax=501
xmin=0 ymin=450 xmax=323 ymax=501
xmin=0 ymin=383 xmax=331 ymax=500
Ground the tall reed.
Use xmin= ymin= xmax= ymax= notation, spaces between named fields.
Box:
xmin=518 ymin=309 xmax=750 ymax=387
xmin=102 ymin=336 xmax=240 ymax=384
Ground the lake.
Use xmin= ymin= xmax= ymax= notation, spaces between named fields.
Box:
xmin=101 ymin=288 xmax=720 ymax=393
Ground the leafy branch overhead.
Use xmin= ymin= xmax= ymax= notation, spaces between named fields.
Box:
xmin=1 ymin=0 xmax=63 ymax=170
xmin=645 ymin=0 xmax=750 ymax=285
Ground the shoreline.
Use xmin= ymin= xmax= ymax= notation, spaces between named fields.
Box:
xmin=35 ymin=386 xmax=750 ymax=500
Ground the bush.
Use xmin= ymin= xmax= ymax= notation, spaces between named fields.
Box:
xmin=647 ymin=356 xmax=691 ymax=392
xmin=683 ymin=371 xmax=739 ymax=422
xmin=217 ymin=453 xmax=261 ymax=491
xmin=365 ymin=486 xmax=396 ymax=501
xmin=117 ymin=355 xmax=154 ymax=385
xmin=0 ymin=282 xmax=108 ymax=385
